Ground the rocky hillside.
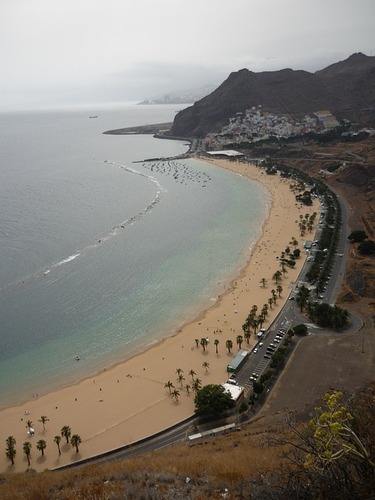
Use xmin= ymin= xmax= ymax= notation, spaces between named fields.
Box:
xmin=171 ymin=53 xmax=375 ymax=138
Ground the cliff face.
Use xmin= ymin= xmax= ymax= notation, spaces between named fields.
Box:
xmin=171 ymin=53 xmax=375 ymax=138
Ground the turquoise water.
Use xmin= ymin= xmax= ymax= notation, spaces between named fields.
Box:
xmin=0 ymin=103 xmax=269 ymax=407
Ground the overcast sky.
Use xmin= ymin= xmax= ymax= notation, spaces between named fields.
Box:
xmin=1 ymin=0 xmax=374 ymax=111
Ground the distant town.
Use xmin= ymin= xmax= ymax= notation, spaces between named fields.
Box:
xmin=204 ymin=105 xmax=341 ymax=149
xmin=138 ymin=85 xmax=217 ymax=106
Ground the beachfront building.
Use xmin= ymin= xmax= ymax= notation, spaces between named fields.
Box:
xmin=221 ymin=382 xmax=245 ymax=403
xmin=227 ymin=349 xmax=250 ymax=374
xmin=206 ymin=150 xmax=244 ymax=158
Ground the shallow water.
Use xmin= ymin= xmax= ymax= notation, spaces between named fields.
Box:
xmin=0 ymin=103 xmax=269 ymax=406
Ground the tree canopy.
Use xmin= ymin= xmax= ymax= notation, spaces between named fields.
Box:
xmin=358 ymin=239 xmax=375 ymax=255
xmin=308 ymin=303 xmax=349 ymax=329
xmin=348 ymin=230 xmax=367 ymax=242
xmin=293 ymin=323 xmax=308 ymax=336
xmin=194 ymin=384 xmax=233 ymax=417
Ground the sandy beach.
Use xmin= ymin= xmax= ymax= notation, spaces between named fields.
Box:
xmin=0 ymin=159 xmax=319 ymax=473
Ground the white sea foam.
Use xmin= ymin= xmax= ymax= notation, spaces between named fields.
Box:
xmin=56 ymin=253 xmax=80 ymax=266
xmin=105 ymin=160 xmax=165 ymax=228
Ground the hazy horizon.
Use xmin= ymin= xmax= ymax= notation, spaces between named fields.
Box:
xmin=1 ymin=0 xmax=374 ymax=112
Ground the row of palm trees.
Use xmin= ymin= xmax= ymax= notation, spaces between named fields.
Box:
xmin=239 ymin=237 xmax=304 ymax=345
xmin=5 ymin=423 xmax=82 ymax=467
xmin=232 ymin=235 xmax=304 ymax=357
xmin=194 ymin=337 xmax=220 ymax=353
xmin=298 ymin=212 xmax=318 ymax=237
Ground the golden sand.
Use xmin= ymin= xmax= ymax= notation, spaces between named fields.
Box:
xmin=0 ymin=159 xmax=318 ymax=472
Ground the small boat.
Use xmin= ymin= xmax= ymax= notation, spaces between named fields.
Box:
xmin=89 ymin=116 xmax=98 ymax=119
xmin=74 ymin=355 xmax=81 ymax=361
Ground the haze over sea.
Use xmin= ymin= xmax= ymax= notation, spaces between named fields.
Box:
xmin=0 ymin=103 xmax=268 ymax=407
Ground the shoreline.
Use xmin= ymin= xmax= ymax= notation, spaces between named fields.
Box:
xmin=0 ymin=159 xmax=319 ymax=473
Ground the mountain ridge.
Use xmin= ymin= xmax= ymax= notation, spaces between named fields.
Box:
xmin=171 ymin=53 xmax=375 ymax=138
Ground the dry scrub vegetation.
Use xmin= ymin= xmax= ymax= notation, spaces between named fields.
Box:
xmin=0 ymin=383 xmax=375 ymax=500
xmin=1 ymin=384 xmax=375 ymax=499
xmin=0 ymin=421 xmax=290 ymax=499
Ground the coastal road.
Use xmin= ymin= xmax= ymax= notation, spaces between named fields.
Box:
xmin=55 ymin=417 xmax=197 ymax=470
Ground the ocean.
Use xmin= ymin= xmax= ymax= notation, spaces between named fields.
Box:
xmin=0 ymin=102 xmax=269 ymax=407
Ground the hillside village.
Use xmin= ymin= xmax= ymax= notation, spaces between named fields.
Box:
xmin=204 ymin=105 xmax=340 ymax=149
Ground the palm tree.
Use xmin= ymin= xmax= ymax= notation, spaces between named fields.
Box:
xmin=164 ymin=380 xmax=174 ymax=393
xmin=61 ymin=425 xmax=71 ymax=445
xmin=54 ymin=435 xmax=62 ymax=456
xmin=246 ymin=310 xmax=255 ymax=324
xmin=248 ymin=310 xmax=256 ymax=322
xmin=244 ymin=331 xmax=251 ymax=345
xmin=280 ymin=260 xmax=288 ymax=275
xmin=259 ymin=277 xmax=267 ymax=288
xmin=250 ymin=317 xmax=259 ymax=335
xmin=26 ymin=420 xmax=33 ymax=431
xmin=23 ymin=441 xmax=32 ymax=467
xmin=236 ymin=335 xmax=244 ymax=349
xmin=291 ymin=237 xmax=298 ymax=249
xmin=170 ymin=389 xmax=180 ymax=403
xmin=202 ymin=361 xmax=210 ymax=373
xmin=192 ymin=378 xmax=202 ymax=393
xmin=200 ymin=337 xmax=208 ymax=352
xmin=175 ymin=368 xmax=183 ymax=377
xmin=261 ymin=303 xmax=269 ymax=318
xmin=188 ymin=369 xmax=196 ymax=380
xmin=257 ymin=314 xmax=264 ymax=330
xmin=5 ymin=436 xmax=16 ymax=465
xmin=226 ymin=339 xmax=233 ymax=354
xmin=39 ymin=415 xmax=49 ymax=431
xmin=194 ymin=338 xmax=199 ymax=348
xmin=242 ymin=321 xmax=251 ymax=340
xmin=297 ymin=284 xmax=310 ymax=312
xmin=185 ymin=384 xmax=191 ymax=394
xmin=177 ymin=373 xmax=185 ymax=386
xmin=36 ymin=439 xmax=47 ymax=457
xmin=70 ymin=434 xmax=82 ymax=453
xmin=271 ymin=289 xmax=277 ymax=305
xmin=276 ymin=284 xmax=283 ymax=297
xmin=214 ymin=338 xmax=219 ymax=354
xmin=272 ymin=270 xmax=282 ymax=284
xmin=250 ymin=304 xmax=258 ymax=315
